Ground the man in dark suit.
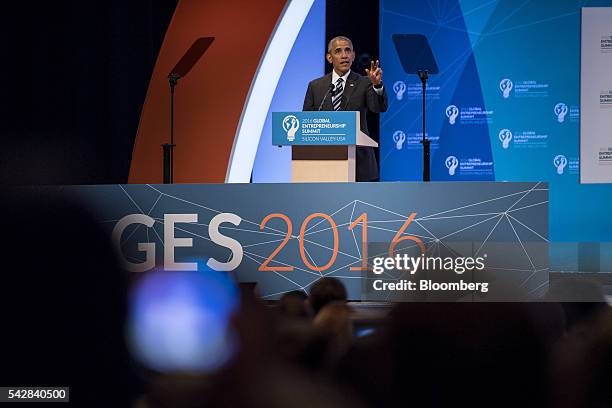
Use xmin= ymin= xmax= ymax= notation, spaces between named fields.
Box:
xmin=303 ymin=36 xmax=388 ymax=181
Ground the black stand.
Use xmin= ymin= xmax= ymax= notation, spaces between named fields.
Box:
xmin=163 ymin=74 xmax=179 ymax=183
xmin=392 ymin=34 xmax=439 ymax=182
xmin=163 ymin=37 xmax=214 ymax=184
xmin=418 ymin=70 xmax=430 ymax=181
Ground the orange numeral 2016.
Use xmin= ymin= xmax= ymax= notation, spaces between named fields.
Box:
xmin=258 ymin=211 xmax=424 ymax=273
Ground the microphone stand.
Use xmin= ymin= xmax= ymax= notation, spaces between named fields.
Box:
xmin=418 ymin=70 xmax=430 ymax=182
xmin=163 ymin=73 xmax=179 ymax=184
xmin=318 ymin=83 xmax=335 ymax=111
xmin=391 ymin=34 xmax=438 ymax=182
xmin=163 ymin=37 xmax=214 ymax=184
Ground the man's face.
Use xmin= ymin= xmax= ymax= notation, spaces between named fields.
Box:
xmin=326 ymin=39 xmax=354 ymax=76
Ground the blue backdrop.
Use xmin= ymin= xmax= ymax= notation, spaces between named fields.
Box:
xmin=380 ymin=0 xmax=612 ymax=272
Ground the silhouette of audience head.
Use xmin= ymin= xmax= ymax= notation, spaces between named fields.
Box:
xmin=278 ymin=290 xmax=311 ymax=319
xmin=309 ymin=277 xmax=347 ymax=315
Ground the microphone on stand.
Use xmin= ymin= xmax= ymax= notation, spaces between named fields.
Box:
xmin=318 ymin=83 xmax=336 ymax=111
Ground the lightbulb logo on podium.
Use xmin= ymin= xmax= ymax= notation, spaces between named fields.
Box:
xmin=393 ymin=80 xmax=406 ymax=100
xmin=499 ymin=129 xmax=513 ymax=149
xmin=499 ymin=78 xmax=513 ymax=98
xmin=445 ymin=105 xmax=459 ymax=125
xmin=553 ymin=154 xmax=568 ymax=175
xmin=445 ymin=156 xmax=459 ymax=176
xmin=282 ymin=115 xmax=300 ymax=141
xmin=393 ymin=130 xmax=406 ymax=150
xmin=554 ymin=103 xmax=568 ymax=123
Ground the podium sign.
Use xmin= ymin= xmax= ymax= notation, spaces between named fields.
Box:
xmin=272 ymin=111 xmax=358 ymax=145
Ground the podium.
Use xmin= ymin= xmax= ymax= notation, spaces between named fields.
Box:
xmin=272 ymin=111 xmax=378 ymax=182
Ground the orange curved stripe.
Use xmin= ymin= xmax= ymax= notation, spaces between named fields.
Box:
xmin=129 ymin=0 xmax=287 ymax=183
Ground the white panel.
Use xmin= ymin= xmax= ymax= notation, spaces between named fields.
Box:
xmin=580 ymin=7 xmax=612 ymax=183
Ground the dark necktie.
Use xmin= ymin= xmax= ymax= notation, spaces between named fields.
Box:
xmin=332 ymin=77 xmax=344 ymax=111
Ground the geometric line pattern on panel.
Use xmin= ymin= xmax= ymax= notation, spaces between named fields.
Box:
xmin=104 ymin=182 xmax=548 ymax=299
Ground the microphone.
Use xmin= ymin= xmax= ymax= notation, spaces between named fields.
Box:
xmin=318 ymin=83 xmax=335 ymax=111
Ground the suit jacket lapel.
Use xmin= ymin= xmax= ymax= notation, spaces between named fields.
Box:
xmin=321 ymin=73 xmax=334 ymax=110
xmin=340 ymin=71 xmax=359 ymax=110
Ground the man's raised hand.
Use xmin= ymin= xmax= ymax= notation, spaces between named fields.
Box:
xmin=365 ymin=60 xmax=383 ymax=86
